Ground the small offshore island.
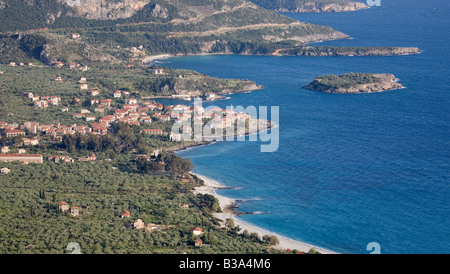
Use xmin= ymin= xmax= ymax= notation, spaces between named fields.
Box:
xmin=303 ymin=72 xmax=404 ymax=94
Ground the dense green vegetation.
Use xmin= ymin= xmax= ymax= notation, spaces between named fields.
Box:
xmin=302 ymin=72 xmax=383 ymax=92
xmin=312 ymin=72 xmax=380 ymax=88
xmin=0 ymin=160 xmax=284 ymax=254
xmin=282 ymin=46 xmax=416 ymax=56
xmin=0 ymin=0 xmax=348 ymax=59
xmin=0 ymin=0 xmax=413 ymax=255
xmin=0 ymin=0 xmax=296 ymax=33
xmin=0 ymin=0 xmax=177 ymax=32
xmin=0 ymin=63 xmax=255 ymax=125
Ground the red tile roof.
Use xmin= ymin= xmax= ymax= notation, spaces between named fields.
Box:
xmin=0 ymin=154 xmax=42 ymax=157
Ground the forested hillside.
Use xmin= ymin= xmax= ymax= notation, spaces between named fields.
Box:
xmin=0 ymin=159 xmax=285 ymax=254
xmin=0 ymin=0 xmax=348 ymax=58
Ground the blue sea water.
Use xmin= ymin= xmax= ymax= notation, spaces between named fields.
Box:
xmin=170 ymin=0 xmax=449 ymax=254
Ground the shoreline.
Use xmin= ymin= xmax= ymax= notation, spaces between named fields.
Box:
xmin=140 ymin=45 xmax=421 ymax=65
xmin=142 ymin=54 xmax=172 ymax=64
xmin=192 ymin=172 xmax=338 ymax=254
xmin=169 ymin=121 xmax=278 ymax=153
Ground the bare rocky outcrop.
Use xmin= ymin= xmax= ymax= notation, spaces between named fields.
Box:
xmin=58 ymin=0 xmax=152 ymax=20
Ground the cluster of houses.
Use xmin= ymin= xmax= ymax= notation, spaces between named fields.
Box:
xmin=0 ymin=123 xmax=43 ymax=164
xmin=151 ymin=67 xmax=165 ymax=75
xmin=5 ymin=93 xmax=255 ymax=145
xmin=3 ymin=79 xmax=258 ymax=165
xmin=0 ymin=122 xmax=42 ymax=164
xmin=86 ymin=98 xmax=166 ymax=133
xmin=131 ymin=218 xmax=164 ymax=233
xmin=127 ymin=46 xmax=146 ymax=62
xmin=1 ymin=120 xmax=94 ymax=142
xmin=1 ymin=146 xmax=28 ymax=155
xmin=48 ymin=154 xmax=95 ymax=163
xmin=167 ymin=103 xmax=254 ymax=141
xmin=9 ymin=62 xmax=37 ymax=67
xmin=53 ymin=61 xmax=89 ymax=71
xmin=24 ymin=92 xmax=61 ymax=108
xmin=58 ymin=202 xmax=80 ymax=217
xmin=48 ymin=155 xmax=75 ymax=163
xmin=192 ymin=227 xmax=204 ymax=247
xmin=128 ymin=214 xmax=203 ymax=247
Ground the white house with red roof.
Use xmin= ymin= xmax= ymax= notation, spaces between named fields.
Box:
xmin=73 ymin=113 xmax=85 ymax=119
xmin=123 ymin=104 xmax=139 ymax=112
xmin=85 ymin=116 xmax=96 ymax=122
xmin=22 ymin=137 xmax=39 ymax=146
xmin=1 ymin=167 xmax=11 ymax=174
xmin=88 ymin=89 xmax=99 ymax=96
xmin=140 ymin=116 xmax=152 ymax=124
xmin=121 ymin=211 xmax=131 ymax=218
xmin=34 ymin=100 xmax=49 ymax=108
xmin=101 ymin=99 xmax=112 ymax=107
xmin=192 ymin=227 xmax=203 ymax=236
xmin=5 ymin=129 xmax=26 ymax=138
xmin=59 ymin=202 xmax=69 ymax=212
xmin=1 ymin=147 xmax=10 ymax=154
xmin=126 ymin=98 xmax=138 ymax=105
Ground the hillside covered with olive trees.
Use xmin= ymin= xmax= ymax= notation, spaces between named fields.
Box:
xmin=0 ymin=0 xmax=417 ymax=62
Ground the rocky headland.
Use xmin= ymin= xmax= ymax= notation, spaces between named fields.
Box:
xmin=303 ymin=73 xmax=404 ymax=94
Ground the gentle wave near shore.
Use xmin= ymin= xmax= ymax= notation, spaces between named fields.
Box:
xmin=191 ymin=172 xmax=337 ymax=254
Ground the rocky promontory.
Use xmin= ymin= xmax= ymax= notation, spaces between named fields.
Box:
xmin=281 ymin=46 xmax=421 ymax=57
xmin=250 ymin=0 xmax=369 ymax=13
xmin=303 ymin=73 xmax=404 ymax=94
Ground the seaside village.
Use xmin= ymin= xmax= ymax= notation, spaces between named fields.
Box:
xmin=0 ymin=73 xmax=257 ymax=166
xmin=0 ymin=70 xmax=258 ymax=248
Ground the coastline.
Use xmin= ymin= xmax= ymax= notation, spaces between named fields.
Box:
xmin=192 ymin=172 xmax=338 ymax=254
xmin=169 ymin=120 xmax=278 ymax=153
xmin=142 ymin=54 xmax=172 ymax=64
xmin=140 ymin=45 xmax=421 ymax=65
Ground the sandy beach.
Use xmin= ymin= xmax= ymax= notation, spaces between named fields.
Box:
xmin=142 ymin=54 xmax=172 ymax=64
xmin=192 ymin=172 xmax=338 ymax=254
